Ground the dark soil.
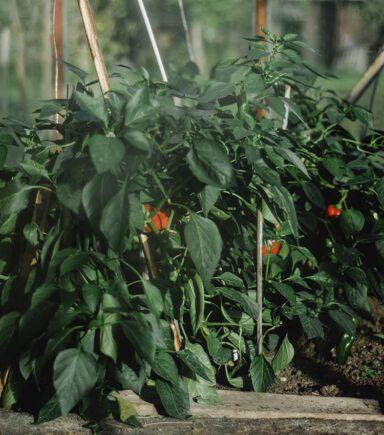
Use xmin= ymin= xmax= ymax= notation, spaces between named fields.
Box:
xmin=270 ymin=298 xmax=384 ymax=405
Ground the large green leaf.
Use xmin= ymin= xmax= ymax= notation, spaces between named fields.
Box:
xmin=206 ymin=333 xmax=232 ymax=365
xmin=186 ymin=139 xmax=235 ymax=188
xmin=114 ymin=363 xmax=146 ymax=394
xmin=53 ymin=348 xmax=98 ymax=415
xmin=82 ymin=172 xmax=117 ymax=228
xmin=151 ymin=351 xmax=179 ymax=384
xmin=177 ymin=343 xmax=215 ymax=384
xmin=89 ymin=135 xmax=126 ymax=174
xmin=122 ymin=314 xmax=156 ymax=364
xmin=302 ymin=182 xmax=326 ymax=209
xmin=271 ymin=335 xmax=294 ymax=373
xmin=142 ymin=280 xmax=163 ymax=318
xmin=0 ymin=312 xmax=19 ymax=351
xmin=200 ymin=185 xmax=221 ymax=216
xmin=270 ymin=185 xmax=299 ymax=237
xmin=217 ymin=287 xmax=259 ymax=320
xmin=0 ymin=180 xmax=34 ymax=217
xmin=249 ymin=355 xmax=275 ymax=392
xmin=199 ymin=82 xmax=235 ymax=103
xmin=100 ymin=179 xmax=129 ymax=252
xmin=155 ymin=378 xmax=190 ymax=419
xmin=299 ymin=314 xmax=324 ymax=339
xmin=100 ymin=294 xmax=120 ymax=363
xmin=328 ymin=309 xmax=357 ymax=335
xmin=74 ymin=91 xmax=108 ymax=126
xmin=184 ymin=212 xmax=222 ymax=283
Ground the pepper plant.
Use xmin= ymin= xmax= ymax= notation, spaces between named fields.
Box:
xmin=0 ymin=33 xmax=383 ymax=424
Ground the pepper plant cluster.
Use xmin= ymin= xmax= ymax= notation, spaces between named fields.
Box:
xmin=0 ymin=33 xmax=383 ymax=424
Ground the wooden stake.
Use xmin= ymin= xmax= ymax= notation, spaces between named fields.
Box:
xmin=348 ymin=50 xmax=384 ymax=104
xmin=255 ymin=0 xmax=268 ymax=36
xmin=77 ymin=0 xmax=110 ymax=95
xmin=256 ymin=209 xmax=264 ymax=355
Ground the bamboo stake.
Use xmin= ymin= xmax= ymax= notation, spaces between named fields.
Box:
xmin=77 ymin=0 xmax=181 ymax=351
xmin=255 ymin=0 xmax=268 ymax=356
xmin=77 ymin=0 xmax=110 ymax=95
xmin=255 ymin=0 xmax=268 ymax=37
xmin=347 ymin=50 xmax=384 ymax=104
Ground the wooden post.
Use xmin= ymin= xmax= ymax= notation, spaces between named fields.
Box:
xmin=255 ymin=0 xmax=268 ymax=355
xmin=348 ymin=50 xmax=384 ymax=104
xmin=77 ymin=0 xmax=110 ymax=95
xmin=255 ymin=0 xmax=268 ymax=36
xmin=53 ymin=0 xmax=65 ymax=99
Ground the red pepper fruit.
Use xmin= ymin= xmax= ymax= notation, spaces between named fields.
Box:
xmin=262 ymin=241 xmax=282 ymax=256
xmin=144 ymin=204 xmax=170 ymax=232
xmin=327 ymin=204 xmax=342 ymax=218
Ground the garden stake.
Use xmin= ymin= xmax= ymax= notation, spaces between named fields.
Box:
xmin=77 ymin=0 xmax=182 ymax=351
xmin=254 ymin=0 xmax=269 ymax=356
xmin=256 ymin=208 xmax=264 ymax=355
xmin=348 ymin=49 xmax=384 ymax=103
xmin=177 ymin=0 xmax=195 ymax=62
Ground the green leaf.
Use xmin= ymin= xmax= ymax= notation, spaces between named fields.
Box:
xmin=187 ymin=139 xmax=235 ymax=188
xmin=19 ymin=160 xmax=50 ymax=179
xmin=23 ymin=223 xmax=40 ymax=247
xmin=152 ymin=351 xmax=179 ymax=384
xmin=302 ymin=182 xmax=325 ymax=209
xmin=0 ymin=312 xmax=19 ymax=351
xmin=100 ymin=179 xmax=129 ymax=252
xmin=36 ymin=395 xmax=63 ymax=423
xmin=155 ymin=378 xmax=190 ymax=419
xmin=122 ymin=314 xmax=156 ymax=364
xmin=60 ymin=251 xmax=89 ymax=276
xmin=89 ymin=135 xmax=126 ymax=174
xmin=56 ymin=183 xmax=82 ymax=215
xmin=352 ymin=106 xmax=373 ymax=129
xmin=340 ymin=209 xmax=365 ymax=237
xmin=124 ymin=130 xmax=152 ymax=153
xmin=272 ymin=335 xmax=294 ymax=373
xmin=74 ymin=91 xmax=108 ymax=126
xmin=328 ymin=309 xmax=357 ymax=335
xmin=184 ymin=376 xmax=220 ymax=405
xmin=249 ymin=355 xmax=275 ymax=392
xmin=278 ymin=148 xmax=309 ymax=178
xmin=114 ymin=395 xmax=142 ymax=427
xmin=0 ymin=180 xmax=34 ymax=217
xmin=376 ymin=178 xmax=384 ymax=208
xmin=200 ymin=185 xmax=221 ymax=216
xmin=184 ymin=212 xmax=222 ymax=283
xmin=270 ymin=185 xmax=298 ymax=237
xmin=177 ymin=343 xmax=215 ymax=384
xmin=217 ymin=287 xmax=259 ymax=320
xmin=199 ymin=82 xmax=235 ymax=103
xmin=82 ymin=172 xmax=117 ymax=229
xmin=53 ymin=348 xmax=98 ymax=415
xmin=114 ymin=363 xmax=146 ymax=394
xmin=60 ymin=60 xmax=88 ymax=82
xmin=142 ymin=280 xmax=163 ymax=318
xmin=299 ymin=314 xmax=324 ymax=339
xmin=206 ymin=334 xmax=232 ymax=365
xmin=244 ymin=75 xmax=266 ymax=100
xmin=100 ymin=294 xmax=120 ymax=362
xmin=82 ymin=284 xmax=101 ymax=312
xmin=215 ymin=272 xmax=244 ymax=288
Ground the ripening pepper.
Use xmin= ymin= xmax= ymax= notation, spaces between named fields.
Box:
xmin=327 ymin=204 xmax=342 ymax=218
xmin=144 ymin=204 xmax=170 ymax=232
xmin=262 ymin=241 xmax=282 ymax=256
